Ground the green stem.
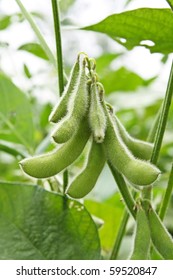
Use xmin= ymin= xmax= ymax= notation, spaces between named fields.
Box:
xmin=108 ymin=162 xmax=136 ymax=219
xmin=142 ymin=60 xmax=173 ymax=201
xmin=110 ymin=209 xmax=129 ymax=260
xmin=51 ymin=0 xmax=64 ymax=95
xmin=63 ymin=170 xmax=69 ymax=191
xmin=151 ymin=60 xmax=173 ymax=165
xmin=147 ymin=106 xmax=162 ymax=143
xmin=159 ymin=163 xmax=173 ymax=220
xmin=51 ymin=0 xmax=68 ymax=193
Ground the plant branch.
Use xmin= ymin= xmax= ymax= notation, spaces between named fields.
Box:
xmin=110 ymin=209 xmax=129 ymax=260
xmin=108 ymin=162 xmax=136 ymax=219
xmin=151 ymin=60 xmax=173 ymax=165
xmin=142 ymin=60 xmax=173 ymax=201
xmin=159 ymin=163 xmax=173 ymax=220
xmin=51 ymin=0 xmax=68 ymax=192
xmin=51 ymin=0 xmax=64 ymax=95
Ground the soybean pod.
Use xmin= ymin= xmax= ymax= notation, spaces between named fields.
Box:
xmin=49 ymin=58 xmax=80 ymax=123
xmin=113 ymin=115 xmax=153 ymax=161
xmin=66 ymin=140 xmax=106 ymax=198
xmin=19 ymin=119 xmax=90 ymax=179
xmin=103 ymin=103 xmax=161 ymax=186
xmin=130 ymin=206 xmax=150 ymax=260
xmin=89 ymin=82 xmax=106 ymax=143
xmin=146 ymin=206 xmax=173 ymax=260
xmin=52 ymin=58 xmax=89 ymax=144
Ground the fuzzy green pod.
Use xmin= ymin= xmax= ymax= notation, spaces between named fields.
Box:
xmin=88 ymin=83 xmax=107 ymax=143
xmin=146 ymin=206 xmax=173 ymax=260
xmin=52 ymin=58 xmax=89 ymax=144
xmin=113 ymin=115 xmax=153 ymax=160
xmin=103 ymin=104 xmax=161 ymax=186
xmin=66 ymin=140 xmax=105 ymax=198
xmin=130 ymin=207 xmax=150 ymax=260
xmin=19 ymin=119 xmax=90 ymax=179
xmin=49 ymin=59 xmax=80 ymax=123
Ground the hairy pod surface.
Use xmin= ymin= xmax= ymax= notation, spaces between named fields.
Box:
xmin=52 ymin=115 xmax=78 ymax=144
xmin=49 ymin=59 xmax=80 ymax=123
xmin=19 ymin=119 xmax=90 ymax=179
xmin=89 ymin=83 xmax=107 ymax=143
xmin=52 ymin=59 xmax=89 ymax=144
xmin=146 ymin=206 xmax=173 ymax=260
xmin=66 ymin=140 xmax=105 ymax=198
xmin=130 ymin=207 xmax=150 ymax=260
xmin=103 ymin=104 xmax=161 ymax=186
xmin=113 ymin=115 xmax=153 ymax=160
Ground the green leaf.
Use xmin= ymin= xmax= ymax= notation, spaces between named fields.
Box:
xmin=100 ymin=67 xmax=156 ymax=94
xmin=166 ymin=0 xmax=173 ymax=10
xmin=19 ymin=43 xmax=49 ymax=60
xmin=0 ymin=72 xmax=34 ymax=153
xmin=0 ymin=16 xmax=11 ymax=30
xmin=0 ymin=182 xmax=101 ymax=260
xmin=23 ymin=64 xmax=32 ymax=79
xmin=83 ymin=8 xmax=173 ymax=54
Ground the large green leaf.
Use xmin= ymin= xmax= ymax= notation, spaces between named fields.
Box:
xmin=0 ymin=72 xmax=34 ymax=152
xmin=18 ymin=43 xmax=49 ymax=60
xmin=83 ymin=8 xmax=173 ymax=54
xmin=0 ymin=182 xmax=101 ymax=260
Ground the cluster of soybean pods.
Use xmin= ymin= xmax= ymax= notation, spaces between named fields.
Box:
xmin=20 ymin=53 xmax=173 ymax=259
xmin=20 ymin=53 xmax=160 ymax=194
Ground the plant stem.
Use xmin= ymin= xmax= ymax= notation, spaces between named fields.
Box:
xmin=51 ymin=0 xmax=68 ymax=193
xmin=159 ymin=163 xmax=173 ymax=220
xmin=151 ymin=60 xmax=173 ymax=165
xmin=110 ymin=209 xmax=129 ymax=260
xmin=108 ymin=162 xmax=136 ymax=219
xmin=142 ymin=60 xmax=173 ymax=201
xmin=51 ymin=0 xmax=64 ymax=95
xmin=147 ymin=106 xmax=162 ymax=143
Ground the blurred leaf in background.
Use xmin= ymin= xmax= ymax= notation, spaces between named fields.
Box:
xmin=18 ymin=42 xmax=49 ymax=60
xmin=0 ymin=72 xmax=34 ymax=153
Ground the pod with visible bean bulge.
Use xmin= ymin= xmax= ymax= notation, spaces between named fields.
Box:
xmin=113 ymin=115 xmax=153 ymax=161
xmin=49 ymin=58 xmax=80 ymax=123
xmin=52 ymin=58 xmax=89 ymax=144
xmin=66 ymin=140 xmax=106 ymax=198
xmin=89 ymin=82 xmax=106 ymax=143
xmin=103 ymin=103 xmax=161 ymax=186
xmin=130 ymin=207 xmax=150 ymax=260
xmin=19 ymin=119 xmax=90 ymax=179
xmin=146 ymin=205 xmax=173 ymax=260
